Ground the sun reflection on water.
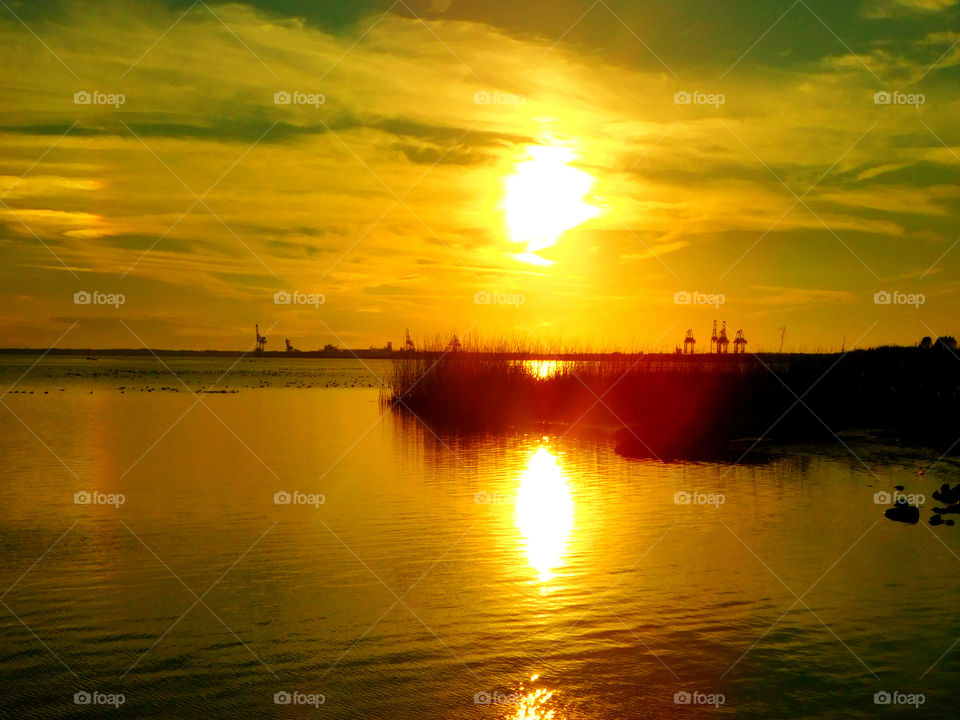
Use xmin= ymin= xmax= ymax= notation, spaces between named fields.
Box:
xmin=523 ymin=360 xmax=561 ymax=379
xmin=508 ymin=675 xmax=566 ymax=720
xmin=515 ymin=447 xmax=574 ymax=583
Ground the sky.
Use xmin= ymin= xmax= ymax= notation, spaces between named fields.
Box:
xmin=1 ymin=0 xmax=959 ymax=351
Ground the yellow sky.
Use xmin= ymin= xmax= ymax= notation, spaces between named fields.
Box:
xmin=1 ymin=0 xmax=960 ymax=351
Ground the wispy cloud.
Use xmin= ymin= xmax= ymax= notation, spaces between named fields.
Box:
xmin=862 ymin=0 xmax=958 ymax=20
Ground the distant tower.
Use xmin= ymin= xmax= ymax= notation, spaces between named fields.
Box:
xmin=255 ymin=324 xmax=267 ymax=353
xmin=717 ymin=321 xmax=729 ymax=354
xmin=710 ymin=320 xmax=719 ymax=354
xmin=405 ymin=328 xmax=415 ymax=352
xmin=683 ymin=329 xmax=696 ymax=355
xmin=733 ymin=330 xmax=747 ymax=354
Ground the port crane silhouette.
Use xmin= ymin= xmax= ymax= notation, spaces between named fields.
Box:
xmin=680 ymin=323 xmax=747 ymax=355
xmin=733 ymin=329 xmax=747 ymax=354
xmin=717 ymin=321 xmax=729 ymax=354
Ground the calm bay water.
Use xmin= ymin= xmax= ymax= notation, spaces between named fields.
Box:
xmin=1 ymin=356 xmax=959 ymax=718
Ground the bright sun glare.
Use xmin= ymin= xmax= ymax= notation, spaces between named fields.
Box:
xmin=504 ymin=145 xmax=600 ymax=265
xmin=516 ymin=447 xmax=574 ymax=583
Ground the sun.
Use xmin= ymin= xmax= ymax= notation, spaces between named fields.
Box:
xmin=504 ymin=145 xmax=600 ymax=265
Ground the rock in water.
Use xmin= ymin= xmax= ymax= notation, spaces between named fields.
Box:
xmin=933 ymin=484 xmax=960 ymax=505
xmin=885 ymin=506 xmax=920 ymax=524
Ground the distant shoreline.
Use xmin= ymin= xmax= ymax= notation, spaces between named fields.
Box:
xmin=0 ymin=347 xmax=405 ymax=359
xmin=0 ymin=347 xmax=837 ymax=361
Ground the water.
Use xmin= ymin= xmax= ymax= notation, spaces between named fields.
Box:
xmin=1 ymin=356 xmax=959 ymax=718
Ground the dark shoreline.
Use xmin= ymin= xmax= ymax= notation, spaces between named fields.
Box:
xmin=0 ymin=346 xmax=832 ymax=362
xmin=0 ymin=347 xmax=405 ymax=359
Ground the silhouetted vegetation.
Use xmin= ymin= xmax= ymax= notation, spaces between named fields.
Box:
xmin=385 ymin=342 xmax=960 ymax=460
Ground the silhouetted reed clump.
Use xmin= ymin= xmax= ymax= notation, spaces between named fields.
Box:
xmin=385 ymin=341 xmax=960 ymax=459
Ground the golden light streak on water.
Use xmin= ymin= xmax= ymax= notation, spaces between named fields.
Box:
xmin=508 ymin=675 xmax=566 ymax=720
xmin=515 ymin=448 xmax=574 ymax=583
xmin=524 ymin=360 xmax=561 ymax=379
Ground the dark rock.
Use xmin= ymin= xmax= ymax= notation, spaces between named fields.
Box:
xmin=933 ymin=484 xmax=960 ymax=505
xmin=885 ymin=506 xmax=920 ymax=524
